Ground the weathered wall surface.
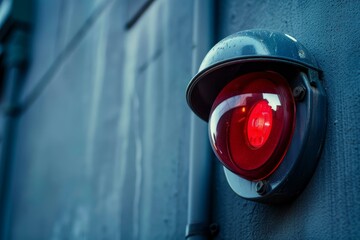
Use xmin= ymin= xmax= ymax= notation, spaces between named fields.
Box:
xmin=7 ymin=0 xmax=194 ymax=239
xmin=212 ymin=1 xmax=360 ymax=239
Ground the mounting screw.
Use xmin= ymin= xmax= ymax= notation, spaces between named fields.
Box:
xmin=255 ymin=180 xmax=268 ymax=195
xmin=209 ymin=223 xmax=219 ymax=237
xmin=293 ymin=86 xmax=306 ymax=101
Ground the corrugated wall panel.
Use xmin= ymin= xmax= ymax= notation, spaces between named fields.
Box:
xmin=8 ymin=0 xmax=194 ymax=239
xmin=118 ymin=0 xmax=193 ymax=238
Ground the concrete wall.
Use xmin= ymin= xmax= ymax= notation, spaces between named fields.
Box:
xmin=212 ymin=1 xmax=360 ymax=239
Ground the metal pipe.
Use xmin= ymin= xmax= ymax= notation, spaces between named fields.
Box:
xmin=0 ymin=28 xmax=29 ymax=240
xmin=185 ymin=0 xmax=214 ymax=239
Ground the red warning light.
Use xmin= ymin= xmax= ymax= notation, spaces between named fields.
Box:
xmin=209 ymin=72 xmax=296 ymax=180
xmin=247 ymin=100 xmax=273 ymax=149
xmin=186 ymin=30 xmax=327 ymax=201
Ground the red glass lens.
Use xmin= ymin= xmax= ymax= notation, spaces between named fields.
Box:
xmin=209 ymin=72 xmax=295 ymax=180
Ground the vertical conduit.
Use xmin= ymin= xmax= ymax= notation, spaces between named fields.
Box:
xmin=0 ymin=28 xmax=29 ymax=240
xmin=185 ymin=0 xmax=214 ymax=239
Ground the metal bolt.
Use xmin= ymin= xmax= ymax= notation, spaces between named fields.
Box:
xmin=293 ymin=85 xmax=306 ymax=101
xmin=298 ymin=50 xmax=306 ymax=58
xmin=209 ymin=223 xmax=219 ymax=236
xmin=255 ymin=180 xmax=267 ymax=195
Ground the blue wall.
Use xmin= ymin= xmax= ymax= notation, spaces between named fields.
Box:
xmin=212 ymin=0 xmax=360 ymax=239
xmin=3 ymin=0 xmax=360 ymax=239
xmin=7 ymin=0 xmax=193 ymax=239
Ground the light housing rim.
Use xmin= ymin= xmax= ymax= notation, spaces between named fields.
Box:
xmin=208 ymin=71 xmax=297 ymax=181
xmin=223 ymin=70 xmax=326 ymax=203
xmin=187 ymin=58 xmax=317 ymax=122
xmin=187 ymin=29 xmax=321 ymax=122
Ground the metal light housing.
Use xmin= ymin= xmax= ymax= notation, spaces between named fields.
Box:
xmin=186 ymin=29 xmax=326 ymax=203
